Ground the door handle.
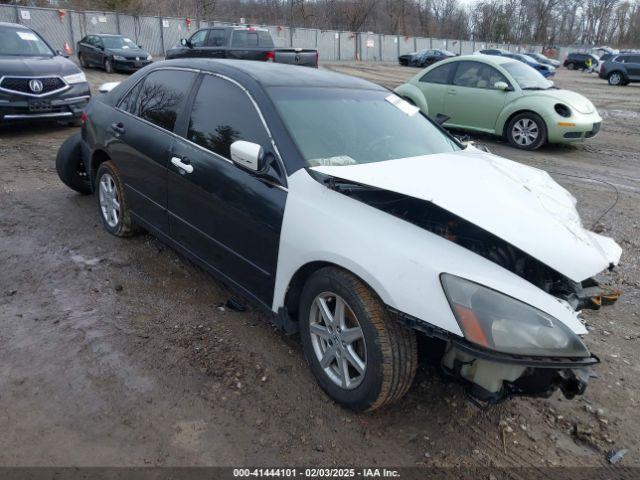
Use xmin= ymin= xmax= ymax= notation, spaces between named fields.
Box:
xmin=447 ymin=89 xmax=457 ymax=95
xmin=110 ymin=122 xmax=125 ymax=135
xmin=171 ymin=156 xmax=193 ymax=174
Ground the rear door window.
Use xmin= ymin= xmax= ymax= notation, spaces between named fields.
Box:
xmin=205 ymin=29 xmax=226 ymax=47
xmin=132 ymin=69 xmax=196 ymax=131
xmin=231 ymin=30 xmax=259 ymax=47
xmin=420 ymin=63 xmax=454 ymax=84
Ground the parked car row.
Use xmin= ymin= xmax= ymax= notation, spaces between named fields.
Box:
xmin=52 ymin=55 xmax=621 ymax=412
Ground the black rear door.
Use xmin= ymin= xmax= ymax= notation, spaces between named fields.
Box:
xmin=107 ymin=68 xmax=197 ymax=233
xmin=168 ymin=73 xmax=287 ymax=307
xmin=626 ymin=55 xmax=640 ymax=80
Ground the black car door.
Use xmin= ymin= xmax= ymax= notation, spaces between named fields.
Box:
xmin=107 ymin=68 xmax=197 ymax=233
xmin=168 ymin=73 xmax=287 ymax=307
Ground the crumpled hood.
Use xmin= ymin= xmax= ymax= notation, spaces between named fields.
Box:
xmin=527 ymin=89 xmax=596 ymax=114
xmin=0 ymin=54 xmax=80 ymax=77
xmin=311 ymin=148 xmax=621 ymax=282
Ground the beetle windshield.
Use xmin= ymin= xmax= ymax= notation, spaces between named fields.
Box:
xmin=269 ymin=87 xmax=460 ymax=167
xmin=502 ymin=61 xmax=552 ymax=90
xmin=0 ymin=26 xmax=53 ymax=56
xmin=103 ymin=36 xmax=138 ymax=49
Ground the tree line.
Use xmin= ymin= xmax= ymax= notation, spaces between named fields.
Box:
xmin=15 ymin=0 xmax=640 ymax=47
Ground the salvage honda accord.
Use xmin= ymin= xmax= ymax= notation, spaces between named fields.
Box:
xmin=58 ymin=59 xmax=621 ymax=411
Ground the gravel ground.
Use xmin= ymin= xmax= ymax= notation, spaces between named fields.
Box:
xmin=0 ymin=62 xmax=639 ymax=470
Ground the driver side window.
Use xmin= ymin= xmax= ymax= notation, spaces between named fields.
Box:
xmin=189 ymin=30 xmax=207 ymax=47
xmin=453 ymin=61 xmax=508 ymax=89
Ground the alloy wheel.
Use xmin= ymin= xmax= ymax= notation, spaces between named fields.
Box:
xmin=309 ymin=292 xmax=367 ymax=390
xmin=99 ymin=172 xmax=120 ymax=228
xmin=609 ymin=73 xmax=621 ymax=85
xmin=512 ymin=118 xmax=539 ymax=147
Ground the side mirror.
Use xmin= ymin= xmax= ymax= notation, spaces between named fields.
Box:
xmin=98 ymin=81 xmax=121 ymax=93
xmin=230 ymin=141 xmax=264 ymax=172
xmin=138 ymin=44 xmax=143 ymax=48
xmin=494 ymin=81 xmax=509 ymax=91
xmin=180 ymin=38 xmax=190 ymax=48
xmin=56 ymin=49 xmax=69 ymax=58
xmin=434 ymin=113 xmax=450 ymax=125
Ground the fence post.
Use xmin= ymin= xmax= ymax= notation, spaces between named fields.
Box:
xmin=116 ymin=12 xmax=121 ymax=35
xmin=14 ymin=5 xmax=20 ymax=24
xmin=337 ymin=32 xmax=341 ymax=60
xmin=396 ymin=35 xmax=400 ymax=58
xmin=429 ymin=37 xmax=433 ymax=48
xmin=413 ymin=37 xmax=417 ymax=52
xmin=68 ymin=10 xmax=75 ymax=52
xmin=158 ymin=16 xmax=165 ymax=56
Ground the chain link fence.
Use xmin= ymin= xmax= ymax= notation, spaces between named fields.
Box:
xmin=0 ymin=3 xmax=549 ymax=61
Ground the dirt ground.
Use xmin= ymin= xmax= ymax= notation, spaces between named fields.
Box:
xmin=0 ymin=62 xmax=639 ymax=470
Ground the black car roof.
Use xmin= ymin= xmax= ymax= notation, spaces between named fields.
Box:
xmin=91 ymin=34 xmax=124 ymax=37
xmin=157 ymin=58 xmax=386 ymax=90
xmin=0 ymin=21 xmax=30 ymax=30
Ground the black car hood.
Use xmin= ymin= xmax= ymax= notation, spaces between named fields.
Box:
xmin=107 ymin=48 xmax=148 ymax=57
xmin=0 ymin=55 xmax=80 ymax=77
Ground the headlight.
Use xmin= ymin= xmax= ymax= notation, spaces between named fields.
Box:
xmin=554 ymin=103 xmax=572 ymax=117
xmin=63 ymin=72 xmax=86 ymax=84
xmin=146 ymin=54 xmax=153 ymax=61
xmin=113 ymin=55 xmax=126 ymax=61
xmin=441 ymin=274 xmax=590 ymax=357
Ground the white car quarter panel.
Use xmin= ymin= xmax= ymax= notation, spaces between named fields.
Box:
xmin=273 ymin=169 xmax=588 ymax=337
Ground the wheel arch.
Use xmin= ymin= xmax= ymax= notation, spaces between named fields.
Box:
xmin=89 ymin=148 xmax=112 ymax=189
xmin=497 ymin=108 xmax=549 ymax=139
xmin=279 ymin=260 xmax=391 ymax=324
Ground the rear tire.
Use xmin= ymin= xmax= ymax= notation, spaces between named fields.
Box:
xmin=506 ymin=112 xmax=547 ymax=150
xmin=96 ymin=161 xmax=138 ymax=237
xmin=55 ymin=132 xmax=91 ymax=195
xmin=566 ymin=62 xmax=575 ymax=70
xmin=299 ymin=267 xmax=417 ymax=411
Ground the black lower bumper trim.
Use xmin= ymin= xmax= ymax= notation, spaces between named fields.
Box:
xmin=452 ymin=340 xmax=599 ymax=368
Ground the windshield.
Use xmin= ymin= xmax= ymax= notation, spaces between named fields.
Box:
xmin=502 ymin=61 xmax=552 ymax=90
xmin=0 ymin=26 xmax=53 ymax=56
xmin=103 ymin=36 xmax=138 ymax=49
xmin=269 ymin=87 xmax=460 ymax=167
xmin=441 ymin=50 xmax=456 ymax=56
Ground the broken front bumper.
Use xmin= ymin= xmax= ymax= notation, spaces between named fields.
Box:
xmin=442 ymin=340 xmax=599 ymax=407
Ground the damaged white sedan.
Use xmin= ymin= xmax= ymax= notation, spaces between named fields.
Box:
xmin=71 ymin=60 xmax=621 ymax=411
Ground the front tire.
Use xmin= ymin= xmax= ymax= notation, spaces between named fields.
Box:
xmin=566 ymin=62 xmax=575 ymax=70
xmin=299 ymin=267 xmax=417 ymax=411
xmin=55 ymin=132 xmax=91 ymax=195
xmin=104 ymin=58 xmax=114 ymax=74
xmin=96 ymin=161 xmax=137 ymax=237
xmin=608 ymin=71 xmax=623 ymax=86
xmin=506 ymin=112 xmax=547 ymax=150
xmin=78 ymin=53 xmax=87 ymax=68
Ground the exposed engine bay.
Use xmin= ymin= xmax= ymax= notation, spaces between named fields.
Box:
xmin=327 ymin=179 xmax=620 ymax=312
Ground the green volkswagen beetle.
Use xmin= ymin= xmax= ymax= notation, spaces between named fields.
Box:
xmin=395 ymin=55 xmax=602 ymax=150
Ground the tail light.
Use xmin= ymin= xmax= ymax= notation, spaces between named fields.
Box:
xmin=315 ymin=51 xmax=319 ymax=68
xmin=600 ymin=63 xmax=605 ymax=73
xmin=80 ymin=111 xmax=87 ymax=124
xmin=264 ymin=51 xmax=275 ymax=62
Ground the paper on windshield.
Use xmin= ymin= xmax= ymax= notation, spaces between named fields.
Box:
xmin=385 ymin=94 xmax=420 ymax=117
xmin=308 ymin=156 xmax=357 ymax=167
xmin=16 ymin=31 xmax=38 ymax=41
